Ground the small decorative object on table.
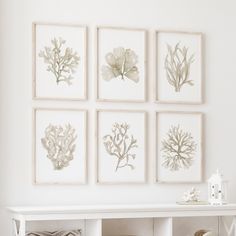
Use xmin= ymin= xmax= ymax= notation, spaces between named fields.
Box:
xmin=183 ymin=187 xmax=200 ymax=202
xmin=177 ymin=187 xmax=208 ymax=205
xmin=208 ymin=169 xmax=227 ymax=205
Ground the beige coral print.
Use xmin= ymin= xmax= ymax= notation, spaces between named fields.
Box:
xmin=103 ymin=122 xmax=138 ymax=172
xmin=41 ymin=123 xmax=77 ymax=170
xmin=39 ymin=37 xmax=80 ymax=85
xmin=161 ymin=125 xmax=197 ymax=171
xmin=164 ymin=42 xmax=195 ymax=92
xmin=101 ymin=47 xmax=139 ymax=83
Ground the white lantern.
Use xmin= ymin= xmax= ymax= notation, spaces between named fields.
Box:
xmin=208 ymin=169 xmax=227 ymax=205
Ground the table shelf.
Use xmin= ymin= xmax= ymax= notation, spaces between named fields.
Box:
xmin=8 ymin=204 xmax=236 ymax=236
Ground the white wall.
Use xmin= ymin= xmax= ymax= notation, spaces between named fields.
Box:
xmin=1 ymin=0 xmax=236 ymax=234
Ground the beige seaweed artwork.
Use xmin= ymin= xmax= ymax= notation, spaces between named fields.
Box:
xmin=101 ymin=47 xmax=139 ymax=83
xmin=103 ymin=122 xmax=138 ymax=172
xmin=164 ymin=42 xmax=195 ymax=92
xmin=41 ymin=123 xmax=77 ymax=170
xmin=39 ymin=37 xmax=80 ymax=85
xmin=161 ymin=125 xmax=197 ymax=171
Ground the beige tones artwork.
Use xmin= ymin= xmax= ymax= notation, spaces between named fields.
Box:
xmin=34 ymin=108 xmax=87 ymax=184
xmin=39 ymin=37 xmax=80 ymax=85
xmin=41 ymin=123 xmax=77 ymax=170
xmin=97 ymin=27 xmax=147 ymax=102
xmin=101 ymin=47 xmax=139 ymax=83
xmin=97 ymin=110 xmax=146 ymax=183
xmin=156 ymin=31 xmax=202 ymax=104
xmin=103 ymin=122 xmax=138 ymax=172
xmin=33 ymin=23 xmax=87 ymax=100
xmin=165 ymin=42 xmax=195 ymax=92
xmin=161 ymin=124 xmax=197 ymax=171
xmin=156 ymin=112 xmax=203 ymax=183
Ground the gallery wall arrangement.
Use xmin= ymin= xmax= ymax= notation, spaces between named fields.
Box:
xmin=32 ymin=22 xmax=204 ymax=185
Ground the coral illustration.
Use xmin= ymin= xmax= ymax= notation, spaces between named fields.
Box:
xmin=101 ymin=47 xmax=139 ymax=83
xmin=161 ymin=125 xmax=197 ymax=171
xmin=41 ymin=123 xmax=77 ymax=170
xmin=164 ymin=42 xmax=195 ymax=92
xmin=103 ymin=122 xmax=138 ymax=171
xmin=39 ymin=37 xmax=80 ymax=85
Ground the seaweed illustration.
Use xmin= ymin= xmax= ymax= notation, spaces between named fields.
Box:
xmin=103 ymin=122 xmax=138 ymax=171
xmin=39 ymin=37 xmax=80 ymax=85
xmin=101 ymin=47 xmax=139 ymax=83
xmin=164 ymin=42 xmax=195 ymax=92
xmin=161 ymin=125 xmax=197 ymax=171
xmin=41 ymin=123 xmax=77 ymax=170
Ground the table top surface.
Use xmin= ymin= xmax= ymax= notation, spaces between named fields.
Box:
xmin=8 ymin=203 xmax=236 ymax=215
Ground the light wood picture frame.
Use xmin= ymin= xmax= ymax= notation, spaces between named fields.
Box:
xmin=96 ymin=26 xmax=147 ymax=102
xmin=156 ymin=111 xmax=203 ymax=183
xmin=32 ymin=22 xmax=87 ymax=100
xmin=96 ymin=109 xmax=147 ymax=184
xmin=155 ymin=30 xmax=203 ymax=104
xmin=33 ymin=108 xmax=87 ymax=185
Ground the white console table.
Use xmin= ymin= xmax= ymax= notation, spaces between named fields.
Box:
xmin=8 ymin=204 xmax=236 ymax=236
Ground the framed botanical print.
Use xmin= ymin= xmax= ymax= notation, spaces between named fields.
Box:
xmin=96 ymin=110 xmax=147 ymax=183
xmin=96 ymin=26 xmax=147 ymax=102
xmin=156 ymin=112 xmax=203 ymax=183
xmin=156 ymin=31 xmax=203 ymax=104
xmin=33 ymin=23 xmax=87 ymax=100
xmin=33 ymin=108 xmax=87 ymax=184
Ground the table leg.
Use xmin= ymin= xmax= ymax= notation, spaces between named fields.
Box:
xmin=221 ymin=216 xmax=236 ymax=236
xmin=12 ymin=219 xmax=25 ymax=236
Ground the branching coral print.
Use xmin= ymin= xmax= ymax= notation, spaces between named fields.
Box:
xmin=103 ymin=122 xmax=138 ymax=171
xmin=164 ymin=42 xmax=195 ymax=92
xmin=39 ymin=37 xmax=80 ymax=85
xmin=41 ymin=123 xmax=77 ymax=170
xmin=161 ymin=125 xmax=197 ymax=171
xmin=101 ymin=47 xmax=139 ymax=83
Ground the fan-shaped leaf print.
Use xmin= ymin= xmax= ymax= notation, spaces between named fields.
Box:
xmin=101 ymin=47 xmax=139 ymax=83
